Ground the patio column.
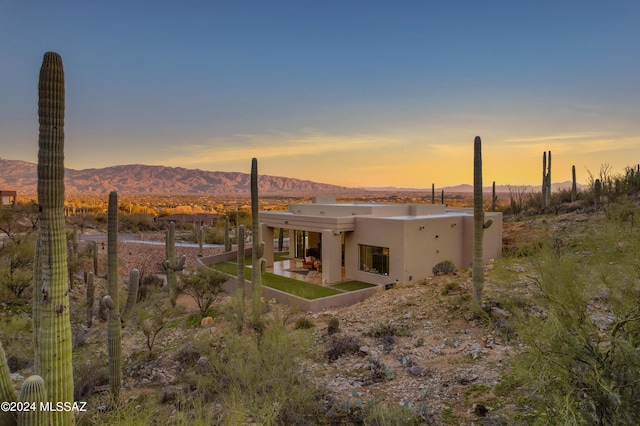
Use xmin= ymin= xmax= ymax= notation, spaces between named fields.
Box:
xmin=261 ymin=224 xmax=274 ymax=267
xmin=321 ymin=229 xmax=342 ymax=284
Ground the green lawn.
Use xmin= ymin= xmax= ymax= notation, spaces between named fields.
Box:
xmin=211 ymin=261 xmax=341 ymax=300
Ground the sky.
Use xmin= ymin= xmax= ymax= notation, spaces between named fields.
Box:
xmin=1 ymin=1 xmax=639 ymax=189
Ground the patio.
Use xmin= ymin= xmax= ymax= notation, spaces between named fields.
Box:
xmin=268 ymin=258 xmax=348 ymax=286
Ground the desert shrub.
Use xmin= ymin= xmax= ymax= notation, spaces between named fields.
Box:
xmin=73 ymin=358 xmax=109 ymax=400
xmin=186 ymin=323 xmax=325 ymax=425
xmin=177 ymin=267 xmax=228 ymax=317
xmin=134 ymin=290 xmax=181 ymax=359
xmin=505 ymin=246 xmax=640 ymax=424
xmin=432 ymin=259 xmax=456 ymax=275
xmin=365 ymin=321 xmax=410 ymax=338
xmin=137 ymin=272 xmax=165 ymax=301
xmin=369 ymin=357 xmax=394 ymax=382
xmin=326 ymin=335 xmax=362 ymax=362
xmin=293 ymin=317 xmax=314 ymax=330
xmin=0 ymin=236 xmax=35 ymax=301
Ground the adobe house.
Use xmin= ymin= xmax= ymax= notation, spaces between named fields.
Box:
xmin=0 ymin=190 xmax=17 ymax=207
xmin=259 ymin=197 xmax=502 ymax=286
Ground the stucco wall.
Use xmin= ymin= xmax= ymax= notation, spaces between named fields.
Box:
xmin=345 ymin=217 xmax=404 ymax=286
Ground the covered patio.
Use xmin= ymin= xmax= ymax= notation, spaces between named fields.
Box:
xmin=267 ymin=257 xmax=348 ymax=286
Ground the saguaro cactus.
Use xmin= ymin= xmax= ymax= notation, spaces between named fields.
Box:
xmin=106 ymin=191 xmax=122 ymax=401
xmin=224 ymin=216 xmax=231 ymax=252
xmin=0 ymin=341 xmax=18 ymax=426
xmin=163 ymin=221 xmax=186 ymax=304
xmin=236 ymin=224 xmax=246 ymax=332
xmin=595 ymin=178 xmax=602 ymax=210
xmin=120 ymin=268 xmax=140 ymax=323
xmin=251 ymin=158 xmax=264 ymax=288
xmin=541 ymin=151 xmax=552 ymax=209
xmin=473 ymin=136 xmax=484 ymax=306
xmin=34 ymin=51 xmax=75 ymax=425
xmin=18 ymin=375 xmax=47 ymax=426
xmin=571 ymin=165 xmax=577 ymax=202
xmin=86 ymin=272 xmax=95 ymax=328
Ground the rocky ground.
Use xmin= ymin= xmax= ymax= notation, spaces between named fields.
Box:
xmin=76 ymin=220 xmax=544 ymax=425
xmin=19 ymin=214 xmax=586 ymax=424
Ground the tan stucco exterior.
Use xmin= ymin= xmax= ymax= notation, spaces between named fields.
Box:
xmin=260 ymin=198 xmax=502 ymax=286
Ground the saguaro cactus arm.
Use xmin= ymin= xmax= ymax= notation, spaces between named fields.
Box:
xmin=120 ymin=268 xmax=140 ymax=323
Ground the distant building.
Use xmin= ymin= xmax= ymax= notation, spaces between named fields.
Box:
xmin=156 ymin=213 xmax=220 ymax=228
xmin=0 ymin=190 xmax=17 ymax=207
xmin=260 ymin=197 xmax=502 ymax=286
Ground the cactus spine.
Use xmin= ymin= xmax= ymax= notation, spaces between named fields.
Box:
xmin=571 ymin=165 xmax=577 ymax=202
xmin=163 ymin=221 xmax=186 ymax=304
xmin=18 ymin=375 xmax=47 ymax=426
xmin=106 ymin=191 xmax=121 ymax=402
xmin=34 ymin=51 xmax=75 ymax=425
xmin=473 ymin=136 xmax=484 ymax=306
xmin=86 ymin=272 xmax=95 ymax=328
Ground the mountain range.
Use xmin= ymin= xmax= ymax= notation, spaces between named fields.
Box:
xmin=0 ymin=159 xmax=361 ymax=196
xmin=0 ymin=158 xmax=580 ymax=196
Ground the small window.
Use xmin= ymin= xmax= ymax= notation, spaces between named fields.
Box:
xmin=359 ymin=245 xmax=389 ymax=275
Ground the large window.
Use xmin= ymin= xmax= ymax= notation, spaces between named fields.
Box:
xmin=359 ymin=245 xmax=389 ymax=275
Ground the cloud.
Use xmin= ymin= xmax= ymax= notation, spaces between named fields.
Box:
xmin=163 ymin=130 xmax=405 ymax=166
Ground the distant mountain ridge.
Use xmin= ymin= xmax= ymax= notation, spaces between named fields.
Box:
xmin=0 ymin=159 xmax=357 ymax=196
xmin=362 ymin=181 xmax=587 ymax=193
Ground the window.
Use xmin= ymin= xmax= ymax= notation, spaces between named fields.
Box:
xmin=359 ymin=245 xmax=389 ymax=275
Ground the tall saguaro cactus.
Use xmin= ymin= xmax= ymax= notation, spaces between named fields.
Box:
xmin=251 ymin=158 xmax=264 ymax=288
xmin=163 ymin=221 xmax=186 ymax=305
xmin=541 ymin=151 xmax=552 ymax=209
xmin=571 ymin=165 xmax=577 ymax=202
xmin=34 ymin=51 xmax=75 ymax=425
xmin=473 ymin=136 xmax=485 ymax=306
xmin=106 ymin=191 xmax=122 ymax=401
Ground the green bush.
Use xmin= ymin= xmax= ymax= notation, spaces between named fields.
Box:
xmin=293 ymin=317 xmax=314 ymax=330
xmin=506 ymin=245 xmax=640 ymax=424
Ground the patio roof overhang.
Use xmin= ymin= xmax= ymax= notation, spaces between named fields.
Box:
xmin=260 ymin=211 xmax=356 ymax=233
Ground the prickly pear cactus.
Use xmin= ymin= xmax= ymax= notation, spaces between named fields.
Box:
xmin=34 ymin=51 xmax=75 ymax=426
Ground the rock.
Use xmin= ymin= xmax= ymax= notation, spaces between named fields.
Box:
xmin=200 ymin=317 xmax=214 ymax=327
xmin=409 ymin=365 xmax=426 ymax=376
xmin=359 ymin=346 xmax=370 ymax=355
xmin=491 ymin=307 xmax=511 ymax=318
